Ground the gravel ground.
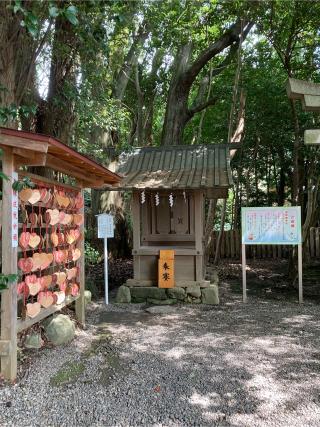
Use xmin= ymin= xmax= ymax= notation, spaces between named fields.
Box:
xmin=1 ymin=281 xmax=320 ymax=427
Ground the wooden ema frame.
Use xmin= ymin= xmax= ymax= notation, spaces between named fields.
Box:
xmin=0 ymin=150 xmax=85 ymax=381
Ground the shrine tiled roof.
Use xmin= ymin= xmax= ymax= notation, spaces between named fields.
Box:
xmin=112 ymin=144 xmax=233 ymax=195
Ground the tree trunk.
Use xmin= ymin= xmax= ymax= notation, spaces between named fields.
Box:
xmin=161 ymin=20 xmax=253 ymax=146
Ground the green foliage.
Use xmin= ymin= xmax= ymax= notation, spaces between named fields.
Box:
xmin=12 ymin=177 xmax=35 ymax=192
xmin=0 ymin=274 xmax=18 ymax=291
xmin=84 ymin=241 xmax=101 ymax=266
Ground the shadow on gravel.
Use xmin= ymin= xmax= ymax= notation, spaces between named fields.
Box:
xmin=94 ymin=291 xmax=320 ymax=426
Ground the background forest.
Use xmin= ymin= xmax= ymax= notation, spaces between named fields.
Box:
xmin=1 ymin=0 xmax=320 ymax=270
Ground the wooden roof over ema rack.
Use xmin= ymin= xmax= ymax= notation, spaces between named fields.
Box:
xmin=111 ymin=144 xmax=233 ymax=198
xmin=0 ymin=127 xmax=121 ymax=188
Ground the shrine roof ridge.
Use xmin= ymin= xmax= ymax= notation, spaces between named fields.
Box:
xmin=109 ymin=143 xmax=233 ymax=194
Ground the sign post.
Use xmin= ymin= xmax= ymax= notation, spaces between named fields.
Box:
xmin=97 ymin=213 xmax=114 ymax=304
xmin=241 ymin=207 xmax=302 ymax=303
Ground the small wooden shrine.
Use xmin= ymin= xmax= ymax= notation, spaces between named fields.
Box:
xmin=0 ymin=127 xmax=120 ymax=380
xmin=113 ymin=144 xmax=233 ymax=286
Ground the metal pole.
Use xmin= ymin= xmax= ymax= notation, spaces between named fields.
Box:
xmin=242 ymin=244 xmax=247 ymax=303
xmin=104 ymin=238 xmax=108 ymax=304
xmin=298 ymin=243 xmax=303 ymax=304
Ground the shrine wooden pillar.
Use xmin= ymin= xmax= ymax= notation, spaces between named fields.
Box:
xmin=132 ymin=191 xmax=141 ymax=280
xmin=1 ymin=148 xmax=18 ymax=380
xmin=194 ymin=191 xmax=204 ymax=281
xmin=75 ymin=188 xmax=85 ymax=324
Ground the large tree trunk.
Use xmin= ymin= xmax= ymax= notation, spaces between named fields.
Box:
xmin=161 ymin=20 xmax=253 ymax=146
xmin=36 ymin=16 xmax=77 ymax=141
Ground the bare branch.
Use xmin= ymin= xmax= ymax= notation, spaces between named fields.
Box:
xmin=188 ymin=96 xmax=218 ymax=117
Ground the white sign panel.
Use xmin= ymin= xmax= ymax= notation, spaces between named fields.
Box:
xmin=97 ymin=214 xmax=114 ymax=239
xmin=12 ymin=172 xmax=18 ymax=248
xmin=241 ymin=206 xmax=301 ymax=245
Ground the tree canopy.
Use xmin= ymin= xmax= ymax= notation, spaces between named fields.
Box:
xmin=1 ymin=0 xmax=320 ymax=238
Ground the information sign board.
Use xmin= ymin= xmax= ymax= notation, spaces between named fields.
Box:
xmin=97 ymin=214 xmax=114 ymax=239
xmin=241 ymin=206 xmax=303 ymax=304
xmin=241 ymin=207 xmax=301 ymax=245
xmin=97 ymin=213 xmax=114 ymax=304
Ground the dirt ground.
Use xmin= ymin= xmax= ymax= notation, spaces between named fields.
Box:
xmin=1 ymin=259 xmax=320 ymax=427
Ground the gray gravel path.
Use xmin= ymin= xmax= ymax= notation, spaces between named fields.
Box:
xmin=1 ymin=285 xmax=320 ymax=427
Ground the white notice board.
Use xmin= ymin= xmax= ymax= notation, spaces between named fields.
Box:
xmin=97 ymin=214 xmax=114 ymax=239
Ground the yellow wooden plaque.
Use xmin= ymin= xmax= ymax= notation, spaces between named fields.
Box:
xmin=158 ymin=258 xmax=174 ymax=288
xmin=159 ymin=249 xmax=175 ymax=259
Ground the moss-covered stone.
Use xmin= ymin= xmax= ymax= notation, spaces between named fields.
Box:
xmin=167 ymin=287 xmax=185 ymax=300
xmin=44 ymin=314 xmax=75 ymax=345
xmin=84 ymin=290 xmax=92 ymax=306
xmin=131 ymin=287 xmax=166 ymax=303
xmin=201 ymin=285 xmax=219 ymax=305
xmin=50 ymin=361 xmax=85 ymax=386
xmin=186 ymin=285 xmax=201 ymax=298
xmin=24 ymin=332 xmax=43 ymax=349
xmin=115 ymin=285 xmax=131 ymax=303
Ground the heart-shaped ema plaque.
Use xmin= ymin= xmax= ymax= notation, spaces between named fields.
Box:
xmin=75 ymin=194 xmax=84 ymax=209
xmin=41 ymin=253 xmax=54 ymax=270
xmin=37 ymin=291 xmax=54 ymax=308
xmin=72 ymin=248 xmax=81 ymax=262
xmin=40 ymin=275 xmax=52 ymax=290
xmin=59 ymin=281 xmax=67 ymax=292
xmin=54 ymin=291 xmax=65 ymax=305
xmin=31 ymin=252 xmax=53 ymax=271
xmin=56 ymin=192 xmax=70 ymax=208
xmin=28 ymin=280 xmax=41 ymax=296
xmin=54 ymin=250 xmax=65 ymax=264
xmin=29 ymin=232 xmax=41 ymax=249
xmin=25 ymin=274 xmax=37 ymax=285
xmin=18 ymin=257 xmax=33 ymax=273
xmin=17 ymin=281 xmax=29 ymax=297
xmin=73 ymin=214 xmax=84 ymax=226
xmin=58 ymin=211 xmax=65 ymax=223
xmin=46 ymin=209 xmax=60 ymax=226
xmin=66 ymin=231 xmax=75 ymax=244
xmin=31 ymin=253 xmax=43 ymax=271
xmin=66 ymin=267 xmax=77 ymax=280
xmin=50 ymin=232 xmax=59 ymax=247
xmin=71 ymin=283 xmax=79 ymax=296
xmin=54 ymin=272 xmax=67 ymax=286
xmin=60 ymin=213 xmax=73 ymax=225
xmin=19 ymin=232 xmax=30 ymax=249
xmin=19 ymin=188 xmax=33 ymax=203
xmin=26 ymin=302 xmax=41 ymax=318
xmin=28 ymin=189 xmax=41 ymax=205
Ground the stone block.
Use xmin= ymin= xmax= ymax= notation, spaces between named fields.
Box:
xmin=84 ymin=290 xmax=92 ymax=306
xmin=130 ymin=287 xmax=167 ymax=303
xmin=24 ymin=332 xmax=43 ymax=349
xmin=186 ymin=285 xmax=201 ymax=298
xmin=44 ymin=314 xmax=75 ymax=346
xmin=115 ymin=285 xmax=131 ymax=303
xmin=201 ymin=285 xmax=219 ymax=305
xmin=175 ymin=280 xmax=210 ymax=288
xmin=167 ymin=287 xmax=185 ymax=301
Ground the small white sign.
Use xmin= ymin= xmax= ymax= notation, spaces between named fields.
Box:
xmin=97 ymin=213 xmax=114 ymax=239
xmin=12 ymin=172 xmax=18 ymax=248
